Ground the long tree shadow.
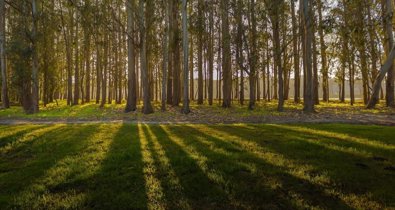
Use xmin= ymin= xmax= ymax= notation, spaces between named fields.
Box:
xmin=149 ymin=125 xmax=234 ymax=209
xmin=140 ymin=124 xmax=192 ymax=209
xmin=0 ymin=125 xmax=46 ymax=148
xmin=0 ymin=124 xmax=99 ymax=208
xmin=299 ymin=124 xmax=395 ymax=146
xmin=84 ymin=124 xmax=147 ymax=209
xmin=177 ymin=124 xmax=354 ymax=209
xmin=211 ymin=124 xmax=393 ymax=208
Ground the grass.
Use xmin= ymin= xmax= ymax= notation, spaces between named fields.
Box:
xmin=0 ymin=99 xmax=393 ymax=122
xmin=1 ymin=123 xmax=394 ymax=209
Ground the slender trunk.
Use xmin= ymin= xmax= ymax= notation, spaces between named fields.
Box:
xmin=182 ymin=0 xmax=190 ymax=114
xmin=167 ymin=0 xmax=173 ymax=105
xmin=318 ymin=0 xmax=329 ymax=102
xmin=126 ymin=0 xmax=137 ymax=112
xmin=197 ymin=0 xmax=204 ymax=105
xmin=383 ymin=0 xmax=395 ymax=107
xmin=302 ymin=0 xmax=314 ymax=112
xmin=161 ymin=0 xmax=169 ymax=111
xmin=221 ymin=0 xmax=232 ymax=108
xmin=73 ymin=7 xmax=79 ymax=106
xmin=139 ymin=0 xmax=153 ymax=114
xmin=248 ymin=0 xmax=257 ymax=110
xmin=31 ymin=0 xmax=39 ymax=113
xmin=367 ymin=46 xmax=395 ymax=108
xmin=208 ymin=3 xmax=214 ymax=106
xmin=100 ymin=36 xmax=108 ymax=108
xmin=0 ymin=0 xmax=9 ymax=108
xmin=84 ymin=28 xmax=91 ymax=102
xmin=172 ymin=0 xmax=180 ymax=106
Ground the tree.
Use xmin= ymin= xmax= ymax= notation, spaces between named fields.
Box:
xmin=302 ymin=0 xmax=314 ymax=112
xmin=125 ymin=0 xmax=137 ymax=112
xmin=266 ymin=0 xmax=284 ymax=111
xmin=367 ymin=0 xmax=395 ymax=108
xmin=31 ymin=0 xmax=39 ymax=113
xmin=0 ymin=0 xmax=9 ymax=108
xmin=221 ymin=0 xmax=232 ymax=108
xmin=181 ymin=0 xmax=190 ymax=114
xmin=139 ymin=0 xmax=153 ymax=114
xmin=197 ymin=0 xmax=204 ymax=105
xmin=291 ymin=0 xmax=300 ymax=104
xmin=161 ymin=0 xmax=169 ymax=111
xmin=318 ymin=0 xmax=329 ymax=102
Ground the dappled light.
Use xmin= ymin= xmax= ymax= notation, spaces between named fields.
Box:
xmin=0 ymin=123 xmax=394 ymax=209
xmin=2 ymin=0 xmax=395 ymax=208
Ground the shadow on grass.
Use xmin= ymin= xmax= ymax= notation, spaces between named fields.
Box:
xmin=0 ymin=125 xmax=46 ymax=148
xmin=212 ymin=124 xmax=394 ymax=208
xmin=84 ymin=124 xmax=147 ymax=209
xmin=176 ymin=124 xmax=351 ymax=209
xmin=0 ymin=124 xmax=99 ymax=208
xmin=148 ymin=125 xmax=233 ymax=209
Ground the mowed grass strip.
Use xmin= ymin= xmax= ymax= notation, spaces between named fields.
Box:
xmin=0 ymin=124 xmax=394 ymax=209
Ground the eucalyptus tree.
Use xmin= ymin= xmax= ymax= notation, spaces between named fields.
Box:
xmin=0 ymin=0 xmax=9 ymax=108
xmin=125 ymin=0 xmax=137 ymax=112
xmin=181 ymin=0 xmax=190 ymax=114
xmin=221 ymin=0 xmax=232 ymax=108
xmin=139 ymin=0 xmax=153 ymax=114
xmin=302 ymin=0 xmax=315 ymax=112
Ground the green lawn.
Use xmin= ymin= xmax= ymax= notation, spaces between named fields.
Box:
xmin=0 ymin=124 xmax=394 ymax=209
xmin=0 ymin=100 xmax=392 ymax=122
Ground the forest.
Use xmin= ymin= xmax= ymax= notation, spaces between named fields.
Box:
xmin=1 ymin=0 xmax=395 ymax=209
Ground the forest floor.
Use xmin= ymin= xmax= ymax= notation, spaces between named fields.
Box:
xmin=0 ymin=100 xmax=394 ymax=125
xmin=1 ymin=123 xmax=394 ymax=209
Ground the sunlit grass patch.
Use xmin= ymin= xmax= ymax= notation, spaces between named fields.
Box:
xmin=1 ymin=123 xmax=394 ymax=209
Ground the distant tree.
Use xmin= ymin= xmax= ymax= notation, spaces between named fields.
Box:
xmin=0 ymin=0 xmax=9 ymax=108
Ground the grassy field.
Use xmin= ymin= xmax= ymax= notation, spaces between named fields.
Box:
xmin=0 ymin=100 xmax=393 ymax=123
xmin=1 ymin=123 xmax=394 ymax=209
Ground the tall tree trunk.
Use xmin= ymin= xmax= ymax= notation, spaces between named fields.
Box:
xmin=367 ymin=46 xmax=395 ymax=108
xmin=312 ymin=23 xmax=319 ymax=105
xmin=31 ymin=0 xmax=39 ymax=113
xmin=95 ymin=42 xmax=101 ymax=104
xmin=302 ymin=0 xmax=314 ymax=112
xmin=208 ymin=3 xmax=214 ymax=106
xmin=318 ymin=0 xmax=329 ymax=102
xmin=73 ymin=7 xmax=80 ymax=106
xmin=100 ymin=36 xmax=108 ymax=108
xmin=126 ymin=0 xmax=137 ymax=112
xmin=383 ymin=0 xmax=395 ymax=107
xmin=350 ymin=51 xmax=355 ymax=105
xmin=292 ymin=0 xmax=300 ymax=104
xmin=0 ymin=0 xmax=9 ymax=108
xmin=167 ymin=0 xmax=173 ymax=105
xmin=172 ymin=0 xmax=180 ymax=106
xmin=84 ymin=27 xmax=91 ymax=102
xmin=248 ymin=0 xmax=257 ymax=110
xmin=139 ymin=0 xmax=153 ymax=114
xmin=181 ymin=0 xmax=190 ymax=114
xmin=221 ymin=0 xmax=232 ymax=108
xmin=190 ymin=34 xmax=194 ymax=101
xmin=161 ymin=0 xmax=169 ymax=111
xmin=197 ymin=0 xmax=204 ymax=105
xmin=269 ymin=0 xmax=284 ymax=111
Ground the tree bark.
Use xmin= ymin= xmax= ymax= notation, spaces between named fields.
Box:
xmin=139 ymin=0 xmax=153 ymax=114
xmin=31 ymin=0 xmax=39 ymax=113
xmin=181 ymin=0 xmax=190 ymax=114
xmin=302 ymin=0 xmax=314 ymax=112
xmin=221 ymin=0 xmax=232 ymax=108
xmin=126 ymin=0 xmax=137 ymax=112
xmin=0 ymin=0 xmax=9 ymax=108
